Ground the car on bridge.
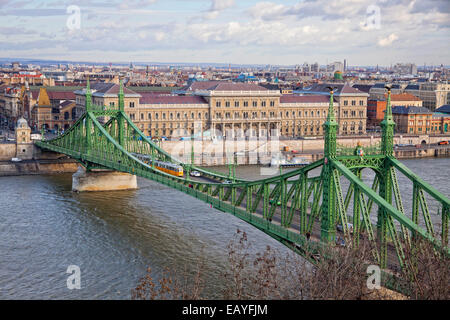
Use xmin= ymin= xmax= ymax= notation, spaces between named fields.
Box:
xmin=190 ymin=170 xmax=201 ymax=177
xmin=438 ymin=140 xmax=449 ymax=145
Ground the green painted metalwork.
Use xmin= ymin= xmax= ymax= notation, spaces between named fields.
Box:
xmin=321 ymin=87 xmax=339 ymax=242
xmin=35 ymin=83 xmax=449 ymax=274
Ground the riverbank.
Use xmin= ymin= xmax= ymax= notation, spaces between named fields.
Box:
xmin=0 ymin=159 xmax=79 ymax=177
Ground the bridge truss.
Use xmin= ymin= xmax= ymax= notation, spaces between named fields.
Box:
xmin=36 ymin=82 xmax=449 ymax=277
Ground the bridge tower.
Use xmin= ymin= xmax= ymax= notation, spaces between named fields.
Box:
xmin=72 ymin=79 xmax=137 ymax=192
xmin=378 ymin=86 xmax=396 ymax=268
xmin=85 ymin=78 xmax=92 ymax=167
xmin=321 ymin=87 xmax=339 ymax=243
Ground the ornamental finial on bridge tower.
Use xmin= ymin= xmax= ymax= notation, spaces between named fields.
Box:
xmin=85 ymin=77 xmax=92 ymax=111
xmin=323 ymin=86 xmax=338 ymax=158
xmin=381 ymin=85 xmax=395 ymax=156
xmin=118 ymin=80 xmax=124 ymax=111
xmin=326 ymin=86 xmax=337 ymax=124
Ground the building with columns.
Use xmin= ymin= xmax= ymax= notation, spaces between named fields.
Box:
xmin=72 ymin=81 xmax=368 ymax=138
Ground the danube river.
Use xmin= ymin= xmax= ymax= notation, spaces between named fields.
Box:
xmin=0 ymin=158 xmax=448 ymax=299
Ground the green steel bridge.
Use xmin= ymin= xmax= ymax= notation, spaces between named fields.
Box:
xmin=36 ymin=82 xmax=449 ymax=279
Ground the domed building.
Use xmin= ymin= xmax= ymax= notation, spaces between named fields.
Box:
xmin=334 ymin=71 xmax=343 ymax=80
xmin=16 ymin=117 xmax=31 ymax=143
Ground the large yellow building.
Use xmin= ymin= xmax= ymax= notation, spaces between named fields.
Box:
xmin=73 ymin=81 xmax=368 ymax=138
xmin=392 ymin=106 xmax=432 ymax=134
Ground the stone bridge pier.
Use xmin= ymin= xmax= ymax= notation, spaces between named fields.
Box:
xmin=72 ymin=166 xmax=138 ymax=192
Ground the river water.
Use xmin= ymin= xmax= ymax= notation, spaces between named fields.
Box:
xmin=0 ymin=158 xmax=448 ymax=299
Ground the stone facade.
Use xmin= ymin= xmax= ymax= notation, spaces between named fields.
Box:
xmin=15 ymin=118 xmax=33 ymax=159
xmin=73 ymin=81 xmax=369 ymax=138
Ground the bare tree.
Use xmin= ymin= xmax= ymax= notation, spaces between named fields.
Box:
xmin=132 ymin=229 xmax=448 ymax=300
xmin=399 ymin=238 xmax=450 ymax=300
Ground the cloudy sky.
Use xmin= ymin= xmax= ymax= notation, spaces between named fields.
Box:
xmin=0 ymin=0 xmax=449 ymax=66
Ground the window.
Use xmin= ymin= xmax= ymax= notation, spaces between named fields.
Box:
xmin=351 ymin=100 xmax=356 ymax=106
xmin=162 ymin=113 xmax=166 ymax=119
xmin=359 ymin=100 xmax=364 ymax=106
xmin=235 ymin=101 xmax=240 ymax=107
xmin=244 ymin=101 xmax=248 ymax=107
xmin=261 ymin=101 xmax=266 ymax=107
xmin=253 ymin=101 xmax=257 ymax=107
xmin=155 ymin=113 xmax=159 ymax=120
xmin=270 ymin=101 xmax=275 ymax=107
xmin=110 ymin=102 xmax=115 ymax=107
xmin=130 ymin=102 xmax=135 ymax=108
xmin=344 ymin=100 xmax=348 ymax=106
xmin=130 ymin=113 xmax=136 ymax=120
xmin=141 ymin=113 xmax=144 ymax=120
xmin=148 ymin=113 xmax=152 ymax=120
xmin=216 ymin=101 xmax=221 ymax=107
xmin=225 ymin=101 xmax=230 ymax=107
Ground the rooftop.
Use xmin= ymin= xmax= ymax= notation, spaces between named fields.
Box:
xmin=140 ymin=95 xmax=208 ymax=105
xmin=280 ymin=95 xmax=335 ymax=104
xmin=435 ymin=104 xmax=450 ymax=114
xmin=296 ymin=82 xmax=368 ymax=96
xmin=185 ymin=80 xmax=268 ymax=92
xmin=391 ymin=106 xmax=432 ymax=115
xmin=387 ymin=93 xmax=422 ymax=101
xmin=74 ymin=82 xmax=141 ymax=97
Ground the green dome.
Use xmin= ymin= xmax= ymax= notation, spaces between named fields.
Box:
xmin=334 ymin=71 xmax=343 ymax=80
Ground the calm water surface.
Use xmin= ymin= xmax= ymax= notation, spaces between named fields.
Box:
xmin=0 ymin=158 xmax=448 ymax=299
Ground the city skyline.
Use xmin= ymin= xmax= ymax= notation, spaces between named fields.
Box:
xmin=1 ymin=0 xmax=449 ymax=66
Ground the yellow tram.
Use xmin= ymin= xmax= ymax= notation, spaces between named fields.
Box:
xmin=133 ymin=153 xmax=184 ymax=177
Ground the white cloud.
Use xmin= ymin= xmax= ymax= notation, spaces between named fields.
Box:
xmin=118 ymin=0 xmax=157 ymax=10
xmin=1 ymin=0 xmax=449 ymax=65
xmin=378 ymin=33 xmax=398 ymax=47
xmin=210 ymin=0 xmax=234 ymax=11
xmin=248 ymin=2 xmax=287 ymax=20
xmin=202 ymin=0 xmax=235 ymax=20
